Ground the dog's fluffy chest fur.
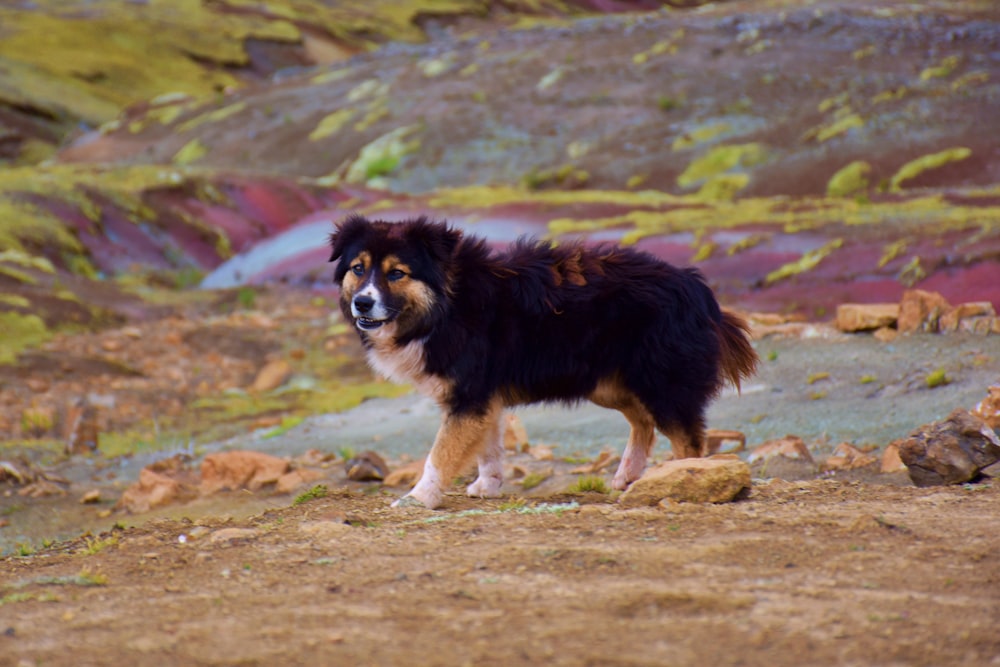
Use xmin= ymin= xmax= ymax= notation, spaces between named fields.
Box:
xmin=364 ymin=327 xmax=451 ymax=404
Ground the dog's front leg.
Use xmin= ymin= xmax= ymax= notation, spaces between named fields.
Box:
xmin=466 ymin=410 xmax=505 ymax=499
xmin=393 ymin=404 xmax=500 ymax=509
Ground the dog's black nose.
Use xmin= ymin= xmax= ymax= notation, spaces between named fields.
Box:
xmin=354 ymin=294 xmax=375 ymax=314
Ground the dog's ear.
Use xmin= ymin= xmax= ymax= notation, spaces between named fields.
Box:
xmin=405 ymin=216 xmax=462 ymax=264
xmin=329 ymin=214 xmax=370 ymax=263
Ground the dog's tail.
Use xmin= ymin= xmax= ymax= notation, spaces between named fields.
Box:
xmin=717 ymin=309 xmax=758 ymax=392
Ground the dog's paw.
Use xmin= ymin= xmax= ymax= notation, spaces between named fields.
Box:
xmin=466 ymin=474 xmax=503 ymax=498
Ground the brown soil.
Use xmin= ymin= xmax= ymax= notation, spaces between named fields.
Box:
xmin=4 ymin=482 xmax=999 ymax=666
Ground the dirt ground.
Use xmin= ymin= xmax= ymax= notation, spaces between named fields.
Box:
xmin=3 ymin=481 xmax=999 ymax=667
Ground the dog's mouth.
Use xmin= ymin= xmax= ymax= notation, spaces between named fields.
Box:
xmin=356 ymin=317 xmax=387 ymax=331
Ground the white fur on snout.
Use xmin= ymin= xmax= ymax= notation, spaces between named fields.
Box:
xmin=351 ymin=283 xmax=390 ymax=321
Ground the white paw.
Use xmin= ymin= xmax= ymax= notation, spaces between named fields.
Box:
xmin=612 ymin=457 xmax=645 ymax=490
xmin=466 ymin=474 xmax=503 ymax=498
xmin=391 ymin=483 xmax=442 ymax=509
xmin=391 ymin=495 xmax=428 ymax=509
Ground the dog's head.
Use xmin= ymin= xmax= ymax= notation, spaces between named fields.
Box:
xmin=329 ymin=215 xmax=461 ymax=339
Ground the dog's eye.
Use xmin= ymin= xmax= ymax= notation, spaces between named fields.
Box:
xmin=351 ymin=263 xmax=364 ymax=276
xmin=386 ymin=269 xmax=406 ymax=282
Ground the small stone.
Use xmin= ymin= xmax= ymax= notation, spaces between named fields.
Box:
xmin=873 ymin=326 xmax=898 ymax=343
xmin=971 ymin=385 xmax=1000 ymax=429
xmin=503 ymin=413 xmax=529 ymax=452
xmin=299 ymin=520 xmax=352 ymax=539
xmin=880 ymin=440 xmax=907 ymax=473
xmin=384 ymin=459 xmax=424 ymax=487
xmin=747 ymin=435 xmax=815 ymax=464
xmin=705 ymin=429 xmax=746 ymax=455
xmin=898 ymin=409 xmax=1000 ymax=487
xmin=25 ymin=377 xmax=50 ymax=393
xmin=101 ymin=338 xmax=124 ymax=352
xmin=345 ymin=450 xmax=389 ymax=481
xmin=276 ymin=468 xmax=325 ymax=494
xmin=528 ymin=444 xmax=555 ymax=461
xmin=122 ymin=326 xmax=142 ymax=339
xmin=207 ymin=527 xmax=259 ymax=545
xmin=619 ymin=458 xmax=750 ymax=507
xmin=249 ymin=359 xmax=292 ymax=393
xmin=938 ymin=302 xmax=996 ymax=332
xmin=80 ymin=489 xmax=101 ymax=504
xmin=835 ymin=303 xmax=899 ymax=332
xmin=569 ymin=449 xmax=619 ymax=474
xmin=200 ymin=450 xmax=290 ymax=494
xmin=820 ymin=443 xmax=878 ymax=472
xmin=118 ymin=468 xmax=183 ymax=513
xmin=897 ymin=289 xmax=951 ymax=333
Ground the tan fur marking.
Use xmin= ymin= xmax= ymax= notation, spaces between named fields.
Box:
xmin=590 ymin=378 xmax=658 ymax=489
xmin=340 ymin=251 xmax=371 ymax=296
xmin=427 ymin=400 xmax=503 ymax=482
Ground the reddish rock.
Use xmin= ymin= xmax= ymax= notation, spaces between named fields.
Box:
xmin=939 ymin=302 xmax=996 ymax=332
xmin=383 ymin=459 xmax=424 ymax=488
xmin=880 ymin=441 xmax=908 ymax=474
xmin=276 ymin=468 xmax=325 ymax=494
xmin=835 ymin=303 xmax=899 ymax=333
xmin=747 ymin=436 xmax=815 ymax=464
xmin=820 ymin=443 xmax=878 ymax=472
xmin=898 ymin=409 xmax=1000 ymax=487
xmin=897 ymin=290 xmax=951 ymax=334
xmin=971 ymin=385 xmax=1000 ymax=429
xmin=249 ymin=359 xmax=292 ymax=393
xmin=119 ymin=468 xmax=184 ymax=513
xmin=705 ymin=429 xmax=746 ymax=455
xmin=200 ymin=450 xmax=290 ymax=494
xmin=344 ymin=450 xmax=389 ymax=481
xmin=503 ymin=413 xmax=529 ymax=452
xmin=619 ymin=457 xmax=750 ymax=507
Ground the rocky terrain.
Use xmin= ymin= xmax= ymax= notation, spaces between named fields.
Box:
xmin=1 ymin=1 xmax=999 ymax=664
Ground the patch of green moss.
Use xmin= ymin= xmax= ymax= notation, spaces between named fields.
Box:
xmin=0 ymin=312 xmax=51 ymax=364
xmin=765 ymin=239 xmax=843 ymax=285
xmin=173 ymin=139 xmax=208 ymax=166
xmin=827 ymin=161 xmax=872 ymax=197
xmin=345 ymin=125 xmax=421 ymax=185
xmin=677 ymin=143 xmax=767 ymax=189
xmin=695 ymin=174 xmax=748 ymax=202
xmin=814 ymin=113 xmax=864 ymax=142
xmin=309 ymin=109 xmax=355 ymax=141
xmin=889 ymin=148 xmax=972 ymax=191
xmin=919 ymin=55 xmax=960 ymax=81
xmin=672 ymin=122 xmax=732 ymax=151
xmin=176 ymin=102 xmax=247 ymax=133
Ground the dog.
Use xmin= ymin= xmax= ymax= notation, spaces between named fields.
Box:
xmin=329 ymin=214 xmax=758 ymax=508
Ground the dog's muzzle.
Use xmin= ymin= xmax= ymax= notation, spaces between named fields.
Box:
xmin=352 ymin=294 xmax=387 ymax=331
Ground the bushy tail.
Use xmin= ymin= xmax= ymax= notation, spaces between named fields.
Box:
xmin=717 ymin=310 xmax=758 ymax=392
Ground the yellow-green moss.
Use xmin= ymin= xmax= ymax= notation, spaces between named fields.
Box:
xmin=695 ymin=174 xmax=749 ymax=202
xmin=344 ymin=125 xmax=421 ymax=184
xmin=814 ymin=113 xmax=864 ymax=142
xmin=176 ymin=102 xmax=247 ymax=133
xmin=0 ymin=312 xmax=51 ymax=364
xmin=889 ymin=148 xmax=972 ymax=191
xmin=919 ymin=55 xmax=960 ymax=81
xmin=677 ymin=143 xmax=767 ymax=188
xmin=309 ymin=109 xmax=355 ymax=141
xmin=672 ymin=123 xmax=732 ymax=151
xmin=173 ymin=139 xmax=208 ymax=165
xmin=827 ymin=161 xmax=871 ymax=197
xmin=765 ymin=239 xmax=843 ymax=285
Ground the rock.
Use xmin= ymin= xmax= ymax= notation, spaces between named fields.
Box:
xmin=820 ymin=443 xmax=878 ymax=471
xmin=971 ymin=385 xmax=1000 ymax=429
xmin=200 ymin=450 xmax=290 ymax=494
xmin=345 ymin=450 xmax=389 ymax=481
xmin=119 ymin=468 xmax=183 ymax=513
xmin=880 ymin=440 xmax=907 ymax=473
xmin=503 ymin=413 xmax=529 ymax=452
xmin=299 ymin=520 xmax=352 ymax=539
xmin=835 ymin=303 xmax=899 ymax=332
xmin=958 ymin=316 xmax=996 ymax=336
xmin=25 ymin=377 xmax=50 ymax=393
xmin=569 ymin=449 xmax=619 ymax=474
xmin=897 ymin=289 xmax=951 ymax=333
xmin=249 ymin=359 xmax=292 ymax=393
xmin=207 ymin=527 xmax=259 ymax=545
xmin=747 ymin=435 xmax=815 ymax=464
xmin=898 ymin=409 xmax=1000 ymax=487
xmin=276 ymin=468 xmax=325 ymax=494
xmin=294 ymin=448 xmax=336 ymax=467
xmin=79 ymin=489 xmax=102 ymax=504
xmin=618 ymin=457 xmax=750 ymax=507
xmin=384 ymin=459 xmax=424 ymax=487
xmin=65 ymin=399 xmax=99 ymax=455
xmin=873 ymin=326 xmax=898 ymax=343
xmin=528 ymin=444 xmax=555 ymax=461
xmin=705 ymin=429 xmax=746 ymax=455
xmin=938 ymin=302 xmax=996 ymax=333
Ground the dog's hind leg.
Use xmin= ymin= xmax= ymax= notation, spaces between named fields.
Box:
xmin=466 ymin=410 xmax=505 ymax=499
xmin=590 ymin=380 xmax=657 ymax=490
xmin=393 ymin=401 xmax=502 ymax=509
xmin=660 ymin=420 xmax=706 ymax=460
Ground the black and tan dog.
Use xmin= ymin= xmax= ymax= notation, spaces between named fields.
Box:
xmin=330 ymin=214 xmax=757 ymax=508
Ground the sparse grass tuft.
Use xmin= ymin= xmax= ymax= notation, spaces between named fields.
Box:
xmin=520 ymin=472 xmax=547 ymax=491
xmin=568 ymin=475 xmax=609 ymax=494
xmin=293 ymin=484 xmax=328 ymax=506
